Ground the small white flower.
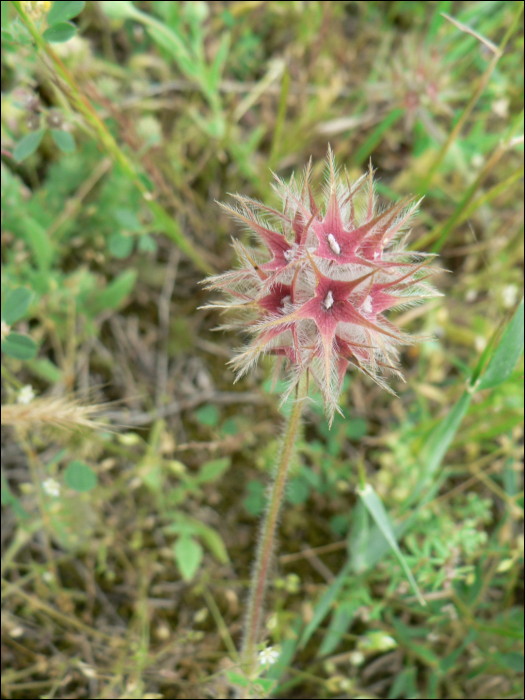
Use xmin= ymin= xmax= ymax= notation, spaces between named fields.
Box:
xmin=17 ymin=385 xmax=35 ymax=404
xmin=42 ymin=478 xmax=60 ymax=498
xmin=475 ymin=335 xmax=487 ymax=353
xmin=258 ymin=646 xmax=280 ymax=666
xmin=348 ymin=650 xmax=365 ymax=666
xmin=501 ymin=284 xmax=518 ymax=309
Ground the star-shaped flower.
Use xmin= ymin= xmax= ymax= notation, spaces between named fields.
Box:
xmin=202 ymin=148 xmax=441 ymax=423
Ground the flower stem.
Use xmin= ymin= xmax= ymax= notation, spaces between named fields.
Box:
xmin=241 ymin=377 xmax=307 ymax=675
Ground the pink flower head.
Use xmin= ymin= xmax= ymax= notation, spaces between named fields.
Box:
xmin=203 ymin=148 xmax=440 ymax=424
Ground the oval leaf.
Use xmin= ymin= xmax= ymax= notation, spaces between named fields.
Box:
xmin=43 ymin=22 xmax=76 ymax=43
xmin=196 ymin=457 xmax=231 ymax=484
xmin=113 ymin=208 xmax=142 ymax=232
xmin=108 ymin=232 xmax=134 ymax=259
xmin=13 ymin=129 xmax=45 ymax=163
xmin=1 ymin=333 xmax=37 ymax=360
xmin=173 ymin=536 xmax=203 ymax=581
xmin=64 ymin=461 xmax=97 ymax=492
xmin=195 ymin=404 xmax=219 ymax=427
xmin=50 ymin=129 xmax=75 ymax=153
xmin=137 ymin=234 xmax=157 ymax=253
xmin=1 ymin=287 xmax=33 ymax=324
xmin=478 ymin=298 xmax=524 ymax=390
xmin=100 ymin=0 xmax=139 ymax=20
xmin=187 ymin=518 xmax=230 ymax=564
xmin=47 ymin=1 xmax=85 ymax=24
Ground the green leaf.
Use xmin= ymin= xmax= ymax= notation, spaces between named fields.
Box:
xmin=137 ymin=234 xmax=157 ymax=253
xmin=391 ymin=619 xmax=438 ymax=665
xmin=439 ymin=630 xmax=477 ymax=673
xmin=195 ymin=404 xmax=219 ymax=426
xmin=27 ymin=358 xmax=63 ymax=383
xmin=100 ymin=0 xmax=139 ymax=20
xmin=108 ymin=232 xmax=134 ymax=259
xmin=87 ymin=270 xmax=137 ymax=316
xmin=64 ymin=461 xmax=97 ymax=492
xmin=495 ymin=652 xmax=524 ymax=672
xmin=145 ymin=25 xmax=194 ymax=76
xmin=1 ymin=287 xmax=33 ymax=324
xmin=187 ymin=518 xmax=230 ymax=564
xmin=173 ymin=536 xmax=203 ymax=580
xmin=13 ymin=129 xmax=45 ymax=163
xmin=357 ymin=483 xmax=426 ymax=606
xmin=286 ymin=477 xmax=310 ymax=505
xmin=225 ymin=670 xmax=250 ymax=688
xmin=1 ymin=472 xmax=29 ymax=519
xmin=478 ymin=298 xmax=524 ymax=390
xmin=42 ymin=22 xmax=76 ymax=43
xmin=113 ymin=208 xmax=142 ymax=232
xmin=254 ymin=678 xmax=276 ymax=694
xmin=208 ymin=32 xmax=230 ymax=90
xmin=346 ymin=418 xmax=368 ymax=440
xmin=1 ymin=28 xmax=14 ymax=44
xmin=318 ymin=599 xmax=359 ymax=657
xmin=1 ymin=333 xmax=37 ymax=360
xmin=21 ymin=217 xmax=54 ymax=270
xmin=243 ymin=480 xmax=266 ymax=517
xmin=196 ymin=457 xmax=231 ymax=484
xmin=50 ymin=129 xmax=75 ymax=153
xmin=411 ymin=391 xmax=472 ymax=503
xmin=427 ymin=1 xmax=453 ymax=40
xmin=1 ymin=2 xmax=10 ymax=28
xmin=220 ymin=417 xmax=238 ymax=436
xmin=47 ymin=1 xmax=85 ymax=24
xmin=352 ymin=109 xmax=404 ymax=166
xmin=299 ymin=560 xmax=353 ymax=649
xmin=349 ymin=498 xmax=370 ymax=572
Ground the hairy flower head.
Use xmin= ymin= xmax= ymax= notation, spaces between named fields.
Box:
xmin=203 ymin=148 xmax=440 ymax=424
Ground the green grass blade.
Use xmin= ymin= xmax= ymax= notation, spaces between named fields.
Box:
xmin=357 ymin=483 xmax=426 ymax=606
xmin=351 ymin=109 xmax=404 ymax=167
xmin=298 ymin=559 xmax=353 ymax=650
xmin=477 ymin=298 xmax=524 ymax=391
xmin=410 ymin=390 xmax=472 ymax=503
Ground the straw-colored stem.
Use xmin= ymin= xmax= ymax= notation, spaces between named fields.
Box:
xmin=241 ymin=377 xmax=307 ymax=678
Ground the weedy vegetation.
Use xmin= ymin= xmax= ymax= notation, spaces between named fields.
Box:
xmin=1 ymin=2 xmax=523 ymax=699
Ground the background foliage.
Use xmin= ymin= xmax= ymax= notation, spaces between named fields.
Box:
xmin=1 ymin=1 xmax=523 ymax=698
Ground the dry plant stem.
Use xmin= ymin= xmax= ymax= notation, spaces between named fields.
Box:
xmin=241 ymin=377 xmax=307 ymax=676
xmin=12 ymin=2 xmax=213 ymax=275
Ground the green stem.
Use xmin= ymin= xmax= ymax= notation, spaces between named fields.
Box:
xmin=12 ymin=1 xmax=213 ymax=274
xmin=241 ymin=377 xmax=307 ymax=676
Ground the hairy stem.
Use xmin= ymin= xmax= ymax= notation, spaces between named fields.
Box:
xmin=241 ymin=377 xmax=307 ymax=676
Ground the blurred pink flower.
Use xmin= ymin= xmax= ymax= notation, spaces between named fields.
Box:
xmin=203 ymin=148 xmax=440 ymax=424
